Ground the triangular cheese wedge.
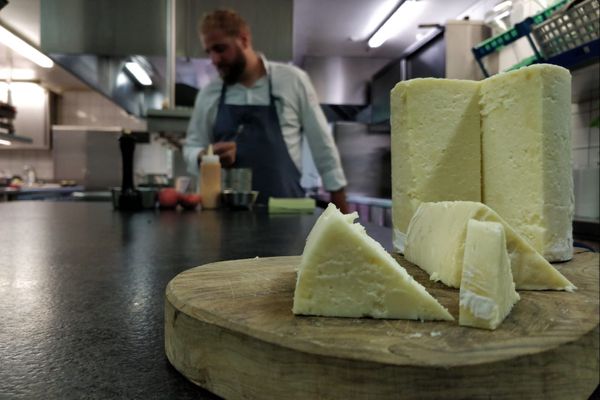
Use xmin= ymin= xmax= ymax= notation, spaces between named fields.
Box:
xmin=292 ymin=204 xmax=453 ymax=321
xmin=405 ymin=201 xmax=575 ymax=291
xmin=459 ymin=220 xmax=520 ymax=330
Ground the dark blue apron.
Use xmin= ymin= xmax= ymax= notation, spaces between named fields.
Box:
xmin=212 ymin=75 xmax=305 ymax=204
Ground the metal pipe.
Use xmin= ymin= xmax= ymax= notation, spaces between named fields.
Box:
xmin=166 ymin=0 xmax=176 ymax=108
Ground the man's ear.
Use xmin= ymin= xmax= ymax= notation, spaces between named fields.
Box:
xmin=238 ymin=31 xmax=251 ymax=49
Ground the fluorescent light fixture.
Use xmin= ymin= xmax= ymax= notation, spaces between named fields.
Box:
xmin=368 ymin=0 xmax=426 ymax=48
xmin=496 ymin=10 xmax=511 ymax=20
xmin=0 ymin=138 xmax=11 ymax=146
xmin=0 ymin=25 xmax=54 ymax=68
xmin=415 ymin=30 xmax=429 ymax=41
xmin=116 ymin=71 xmax=129 ymax=87
xmin=493 ymin=1 xmax=512 ymax=13
xmin=354 ymin=0 xmax=398 ymax=41
xmin=125 ymin=62 xmax=152 ymax=86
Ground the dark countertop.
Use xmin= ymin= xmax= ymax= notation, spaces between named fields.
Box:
xmin=0 ymin=201 xmax=392 ymax=399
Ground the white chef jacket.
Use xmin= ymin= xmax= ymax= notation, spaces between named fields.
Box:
xmin=183 ymin=55 xmax=347 ymax=192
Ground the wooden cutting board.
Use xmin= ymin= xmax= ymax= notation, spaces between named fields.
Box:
xmin=165 ymin=250 xmax=599 ymax=400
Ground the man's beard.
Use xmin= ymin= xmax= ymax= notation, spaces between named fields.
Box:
xmin=219 ymin=47 xmax=246 ymax=85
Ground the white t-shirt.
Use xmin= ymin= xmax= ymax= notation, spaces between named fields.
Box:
xmin=183 ymin=55 xmax=347 ymax=192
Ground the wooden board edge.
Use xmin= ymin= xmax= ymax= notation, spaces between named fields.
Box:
xmin=164 ymin=298 xmax=600 ymax=400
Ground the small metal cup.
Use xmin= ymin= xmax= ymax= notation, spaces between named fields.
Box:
xmin=222 ymin=168 xmax=252 ymax=192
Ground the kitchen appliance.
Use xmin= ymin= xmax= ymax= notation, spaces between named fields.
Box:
xmin=53 ymin=126 xmax=122 ymax=189
xmin=220 ymin=189 xmax=259 ymax=210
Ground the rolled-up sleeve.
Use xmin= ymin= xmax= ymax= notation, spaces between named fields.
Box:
xmin=296 ymin=70 xmax=347 ymax=192
xmin=183 ymin=88 xmax=218 ymax=176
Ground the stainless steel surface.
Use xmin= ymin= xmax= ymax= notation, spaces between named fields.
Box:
xmin=49 ymin=53 xmax=164 ymax=118
xmin=111 ymin=187 xmax=157 ymax=210
xmin=53 ymin=127 xmax=122 ymax=190
xmin=222 ymin=168 xmax=252 ymax=192
xmin=166 ymin=0 xmax=176 ymax=108
xmin=303 ymin=56 xmax=390 ymax=105
xmin=146 ymin=108 xmax=192 ymax=133
xmin=221 ymin=189 xmax=259 ymax=210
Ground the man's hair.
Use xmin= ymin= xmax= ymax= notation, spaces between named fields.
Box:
xmin=199 ymin=9 xmax=250 ymax=37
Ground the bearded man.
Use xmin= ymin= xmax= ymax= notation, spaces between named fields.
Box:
xmin=183 ymin=9 xmax=348 ymax=211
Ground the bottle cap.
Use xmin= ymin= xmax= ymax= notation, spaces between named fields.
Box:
xmin=202 ymin=144 xmax=220 ymax=164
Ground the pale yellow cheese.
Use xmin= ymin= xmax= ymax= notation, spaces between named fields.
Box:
xmin=404 ymin=201 xmax=575 ymax=291
xmin=293 ymin=203 xmax=453 ymax=321
xmin=480 ymin=64 xmax=574 ymax=262
xmin=459 ymin=219 xmax=520 ymax=330
xmin=390 ymin=78 xmax=481 ymax=253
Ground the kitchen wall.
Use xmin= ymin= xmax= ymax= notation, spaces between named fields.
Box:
xmin=572 ymin=99 xmax=600 ymax=170
xmin=0 ymin=89 xmax=173 ymax=182
xmin=572 ymin=98 xmax=600 ymax=220
xmin=0 ymin=149 xmax=53 ymax=181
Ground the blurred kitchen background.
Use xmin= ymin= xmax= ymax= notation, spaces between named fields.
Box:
xmin=0 ymin=0 xmax=598 ymax=232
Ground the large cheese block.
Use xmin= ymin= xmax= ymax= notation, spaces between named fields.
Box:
xmin=459 ymin=219 xmax=520 ymax=330
xmin=390 ymin=78 xmax=481 ymax=253
xmin=292 ymin=203 xmax=453 ymax=321
xmin=480 ymin=64 xmax=573 ymax=262
xmin=404 ymin=201 xmax=575 ymax=291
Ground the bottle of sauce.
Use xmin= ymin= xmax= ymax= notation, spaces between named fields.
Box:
xmin=199 ymin=144 xmax=222 ymax=209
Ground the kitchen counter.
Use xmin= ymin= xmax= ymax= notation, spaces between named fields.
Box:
xmin=0 ymin=201 xmax=392 ymax=399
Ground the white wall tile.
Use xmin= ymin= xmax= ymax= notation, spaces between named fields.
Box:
xmin=572 ymin=126 xmax=590 ymax=149
xmin=589 ymin=147 xmax=600 ymax=167
xmin=572 ymin=148 xmax=589 ymax=169
xmin=591 ymin=127 xmax=600 ymax=147
xmin=571 ymin=102 xmax=587 ymax=114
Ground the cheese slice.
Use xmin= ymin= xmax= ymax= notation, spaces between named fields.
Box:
xmin=292 ymin=203 xmax=453 ymax=321
xmin=390 ymin=78 xmax=481 ymax=253
xmin=480 ymin=64 xmax=574 ymax=262
xmin=459 ymin=219 xmax=520 ymax=330
xmin=404 ymin=201 xmax=575 ymax=291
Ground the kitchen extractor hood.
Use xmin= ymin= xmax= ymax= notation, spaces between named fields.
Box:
xmin=38 ymin=0 xmax=293 ymax=118
xmin=49 ymin=53 xmax=165 ymax=118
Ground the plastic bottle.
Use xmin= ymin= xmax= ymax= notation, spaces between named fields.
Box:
xmin=199 ymin=144 xmax=222 ymax=209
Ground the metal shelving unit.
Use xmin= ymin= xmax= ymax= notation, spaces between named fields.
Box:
xmin=472 ymin=0 xmax=599 ymax=76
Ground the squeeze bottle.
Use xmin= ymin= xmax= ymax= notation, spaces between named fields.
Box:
xmin=199 ymin=145 xmax=222 ymax=209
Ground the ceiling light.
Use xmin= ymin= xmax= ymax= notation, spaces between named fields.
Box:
xmin=0 ymin=25 xmax=54 ymax=68
xmin=493 ymin=1 xmax=513 ymax=13
xmin=354 ymin=0 xmax=398 ymax=41
xmin=367 ymin=0 xmax=426 ymax=48
xmin=125 ymin=62 xmax=152 ymax=86
xmin=0 ymin=138 xmax=11 ymax=146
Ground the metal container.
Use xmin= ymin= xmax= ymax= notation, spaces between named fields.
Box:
xmin=111 ymin=187 xmax=158 ymax=210
xmin=222 ymin=168 xmax=252 ymax=192
xmin=221 ymin=189 xmax=259 ymax=210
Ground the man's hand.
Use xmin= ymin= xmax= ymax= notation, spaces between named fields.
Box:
xmin=329 ymin=188 xmax=349 ymax=214
xmin=197 ymin=142 xmax=237 ymax=168
xmin=213 ymin=141 xmax=237 ymax=167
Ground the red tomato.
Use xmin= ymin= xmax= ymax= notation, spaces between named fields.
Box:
xmin=158 ymin=188 xmax=179 ymax=209
xmin=179 ymin=193 xmax=202 ymax=210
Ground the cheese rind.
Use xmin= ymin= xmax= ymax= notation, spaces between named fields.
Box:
xmin=293 ymin=203 xmax=453 ymax=321
xmin=480 ymin=64 xmax=574 ymax=261
xmin=459 ymin=219 xmax=520 ymax=330
xmin=391 ymin=78 xmax=481 ymax=253
xmin=404 ymin=201 xmax=575 ymax=291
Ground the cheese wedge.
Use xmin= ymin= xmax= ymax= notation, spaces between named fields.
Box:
xmin=293 ymin=203 xmax=453 ymax=321
xmin=404 ymin=201 xmax=575 ymax=291
xmin=390 ymin=78 xmax=481 ymax=253
xmin=459 ymin=219 xmax=520 ymax=330
xmin=480 ymin=64 xmax=573 ymax=262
